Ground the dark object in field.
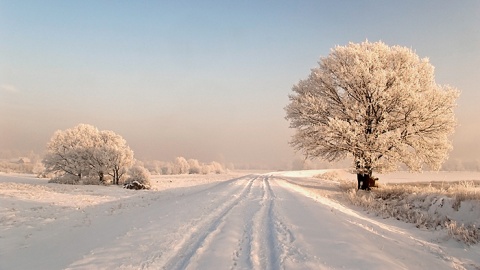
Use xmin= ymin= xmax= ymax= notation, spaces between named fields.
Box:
xmin=123 ymin=181 xmax=148 ymax=190
xmin=357 ymin=175 xmax=378 ymax=190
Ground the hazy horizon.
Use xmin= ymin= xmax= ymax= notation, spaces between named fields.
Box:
xmin=1 ymin=1 xmax=479 ymax=169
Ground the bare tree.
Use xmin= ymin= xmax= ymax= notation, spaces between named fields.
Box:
xmin=285 ymin=41 xmax=459 ymax=189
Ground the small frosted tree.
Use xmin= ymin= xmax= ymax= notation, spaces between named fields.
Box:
xmin=43 ymin=124 xmax=135 ymax=185
xmin=173 ymin=156 xmax=189 ymax=174
xmin=161 ymin=162 xmax=174 ymax=175
xmin=96 ymin=130 xmax=134 ymax=185
xmin=285 ymin=41 xmax=459 ymax=189
xmin=187 ymin=159 xmax=201 ymax=174
xmin=210 ymin=161 xmax=224 ymax=174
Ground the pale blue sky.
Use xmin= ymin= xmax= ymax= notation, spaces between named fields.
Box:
xmin=1 ymin=1 xmax=479 ymax=168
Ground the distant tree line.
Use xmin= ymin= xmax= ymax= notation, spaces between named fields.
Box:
xmin=30 ymin=123 xmax=231 ymax=188
xmin=0 ymin=159 xmax=44 ymax=175
xmin=142 ymin=157 xmax=228 ymax=175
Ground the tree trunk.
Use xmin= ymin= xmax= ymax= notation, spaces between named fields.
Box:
xmin=357 ymin=172 xmax=371 ymax=190
xmin=113 ymin=168 xmax=119 ymax=185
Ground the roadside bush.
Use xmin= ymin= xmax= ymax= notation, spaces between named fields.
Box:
xmin=125 ymin=166 xmax=151 ymax=189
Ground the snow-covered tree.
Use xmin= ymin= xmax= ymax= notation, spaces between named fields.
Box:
xmin=161 ymin=162 xmax=174 ymax=175
xmin=144 ymin=160 xmax=163 ymax=175
xmin=173 ymin=156 xmax=189 ymax=174
xmin=43 ymin=124 xmax=99 ymax=182
xmin=209 ymin=161 xmax=224 ymax=174
xmin=43 ymin=124 xmax=135 ymax=185
xmin=32 ymin=161 xmax=46 ymax=178
xmin=200 ymin=164 xmax=211 ymax=174
xmin=96 ymin=130 xmax=134 ymax=184
xmin=285 ymin=41 xmax=459 ymax=189
xmin=187 ymin=158 xmax=201 ymax=174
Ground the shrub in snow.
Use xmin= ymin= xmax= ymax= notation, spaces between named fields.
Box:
xmin=341 ymin=181 xmax=480 ymax=245
xmin=446 ymin=221 xmax=479 ymax=245
xmin=124 ymin=166 xmax=151 ymax=189
xmin=123 ymin=181 xmax=148 ymax=190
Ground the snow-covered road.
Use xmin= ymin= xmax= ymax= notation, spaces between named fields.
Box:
xmin=0 ymin=174 xmax=470 ymax=269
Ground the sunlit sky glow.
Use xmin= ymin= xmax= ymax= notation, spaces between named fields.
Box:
xmin=1 ymin=1 xmax=479 ymax=169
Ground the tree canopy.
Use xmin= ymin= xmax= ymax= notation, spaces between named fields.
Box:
xmin=285 ymin=41 xmax=459 ymax=185
xmin=43 ymin=124 xmax=134 ymax=184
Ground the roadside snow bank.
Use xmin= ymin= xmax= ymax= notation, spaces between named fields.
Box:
xmin=344 ymin=182 xmax=480 ymax=244
xmin=272 ymin=170 xmax=480 ymax=245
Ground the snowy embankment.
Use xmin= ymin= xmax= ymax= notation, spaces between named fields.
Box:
xmin=273 ymin=170 xmax=480 ymax=243
xmin=272 ymin=170 xmax=480 ymax=265
xmin=1 ymin=171 xmax=480 ymax=269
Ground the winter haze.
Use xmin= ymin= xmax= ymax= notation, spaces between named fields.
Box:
xmin=1 ymin=1 xmax=479 ymax=169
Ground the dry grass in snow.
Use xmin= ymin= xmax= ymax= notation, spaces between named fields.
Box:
xmin=340 ymin=179 xmax=480 ymax=245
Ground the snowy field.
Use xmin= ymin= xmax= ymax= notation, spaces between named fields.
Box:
xmin=1 ymin=171 xmax=480 ymax=269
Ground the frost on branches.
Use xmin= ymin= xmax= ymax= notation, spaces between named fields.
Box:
xmin=285 ymin=41 xmax=459 ymax=189
xmin=43 ymin=124 xmax=135 ymax=185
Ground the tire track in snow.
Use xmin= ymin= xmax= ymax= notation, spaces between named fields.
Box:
xmin=229 ymin=179 xmax=263 ymax=270
xmin=185 ymin=177 xmax=266 ymax=270
xmin=151 ymin=176 xmax=257 ymax=270
xmin=251 ymin=176 xmax=283 ymax=270
xmin=259 ymin=177 xmax=313 ymax=269
xmin=130 ymin=176 xmax=254 ymax=269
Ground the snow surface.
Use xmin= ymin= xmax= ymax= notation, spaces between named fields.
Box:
xmin=1 ymin=171 xmax=479 ymax=269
